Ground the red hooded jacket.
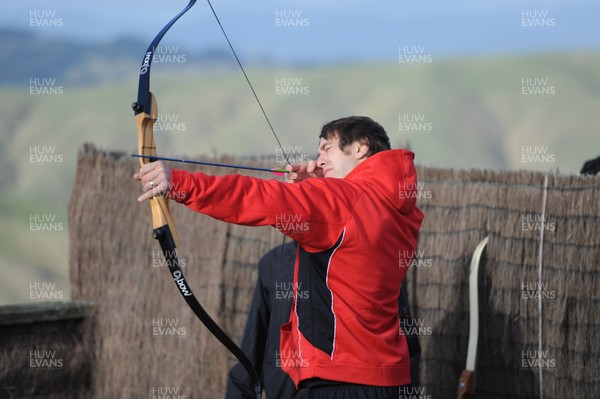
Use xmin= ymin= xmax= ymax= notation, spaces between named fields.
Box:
xmin=169 ymin=149 xmax=423 ymax=388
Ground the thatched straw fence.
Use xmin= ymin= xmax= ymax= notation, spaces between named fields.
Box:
xmin=412 ymin=168 xmax=599 ymax=398
xmin=0 ymin=301 xmax=94 ymax=398
xmin=69 ymin=145 xmax=283 ymax=399
xmin=69 ymin=144 xmax=599 ymax=398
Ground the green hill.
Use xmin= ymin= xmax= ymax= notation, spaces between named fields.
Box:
xmin=1 ymin=53 xmax=599 ymax=304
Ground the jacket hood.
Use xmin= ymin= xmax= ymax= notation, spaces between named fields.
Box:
xmin=345 ymin=149 xmax=418 ymax=214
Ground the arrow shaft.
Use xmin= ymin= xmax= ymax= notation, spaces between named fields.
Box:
xmin=131 ymin=154 xmax=288 ymax=174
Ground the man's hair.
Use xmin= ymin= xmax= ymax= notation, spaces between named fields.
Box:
xmin=319 ymin=116 xmax=391 ymax=157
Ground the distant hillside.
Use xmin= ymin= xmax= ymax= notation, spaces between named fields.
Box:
xmin=0 ymin=28 xmax=237 ymax=86
xmin=0 ymin=52 xmax=599 ymax=304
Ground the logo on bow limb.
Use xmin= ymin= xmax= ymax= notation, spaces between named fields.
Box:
xmin=131 ymin=2 xmax=291 ymax=398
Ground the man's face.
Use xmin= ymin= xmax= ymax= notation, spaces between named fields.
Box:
xmin=317 ymin=134 xmax=367 ymax=178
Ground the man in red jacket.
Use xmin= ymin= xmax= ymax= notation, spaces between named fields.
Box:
xmin=135 ymin=116 xmax=424 ymax=398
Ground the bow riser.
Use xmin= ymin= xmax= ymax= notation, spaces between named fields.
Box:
xmin=134 ymin=93 xmax=180 ymax=244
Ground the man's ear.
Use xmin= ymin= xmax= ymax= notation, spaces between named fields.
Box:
xmin=354 ymin=140 xmax=370 ymax=160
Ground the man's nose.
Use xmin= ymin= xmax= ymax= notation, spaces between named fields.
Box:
xmin=316 ymin=154 xmax=326 ymax=168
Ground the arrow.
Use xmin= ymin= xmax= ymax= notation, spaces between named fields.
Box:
xmin=131 ymin=154 xmax=288 ymax=176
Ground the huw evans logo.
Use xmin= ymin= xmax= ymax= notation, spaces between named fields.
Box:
xmin=274 ymin=281 xmax=310 ymax=301
xmin=30 ymin=349 xmax=63 ymax=369
xmin=276 ymin=350 xmax=309 ymax=368
xmin=152 ymin=318 xmax=187 ymax=337
xmin=398 ymin=386 xmax=432 ymax=399
xmin=29 ymin=78 xmax=63 ymax=96
xmin=398 ymin=46 xmax=432 ymax=64
xmin=520 ymin=213 xmax=556 ymax=232
xmin=521 ymin=77 xmax=556 ymax=96
xmin=521 ymin=349 xmax=555 ymax=369
xmin=398 ymin=250 xmax=433 ymax=270
xmin=275 ymin=10 xmax=309 ymax=28
xmin=275 ymin=145 xmax=310 ymax=166
xmin=521 ymin=9 xmax=556 ymax=28
xmin=398 ymin=113 xmax=432 ymax=133
xmin=275 ymin=213 xmax=310 ymax=235
xmin=152 ymin=386 xmax=187 ymax=399
xmin=152 ymin=249 xmax=187 ymax=268
xmin=399 ymin=318 xmax=432 ymax=338
xmin=153 ymin=113 xmax=187 ymax=134
xmin=521 ymin=282 xmax=556 ymax=301
xmin=521 ymin=145 xmax=556 ymax=165
xmin=152 ymin=45 xmax=187 ymax=64
xmin=398 ymin=181 xmax=432 ymax=201
xmin=165 ymin=182 xmax=187 ymax=202
xmin=29 ymin=9 xmax=63 ymax=28
xmin=29 ymin=145 xmax=63 ymax=164
xmin=30 ymin=282 xmax=64 ymax=301
xmin=29 ymin=214 xmax=64 ymax=232
xmin=275 ymin=77 xmax=310 ymax=96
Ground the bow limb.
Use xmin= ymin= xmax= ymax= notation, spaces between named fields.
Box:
xmin=457 ymin=237 xmax=488 ymax=399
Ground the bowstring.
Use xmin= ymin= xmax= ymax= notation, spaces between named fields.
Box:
xmin=203 ymin=0 xmax=290 ymax=261
xmin=205 ymin=0 xmax=291 ymax=166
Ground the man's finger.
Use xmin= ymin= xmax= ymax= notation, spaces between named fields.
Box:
xmin=145 ymin=180 xmax=160 ymax=192
xmin=140 ymin=166 xmax=162 ymax=185
xmin=137 ymin=191 xmax=151 ymax=203
xmin=138 ymin=186 xmax=162 ymax=202
xmin=138 ymin=191 xmax=154 ymax=202
xmin=285 ymin=173 xmax=298 ymax=183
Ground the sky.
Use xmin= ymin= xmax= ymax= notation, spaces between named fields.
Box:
xmin=2 ymin=0 xmax=599 ymax=63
